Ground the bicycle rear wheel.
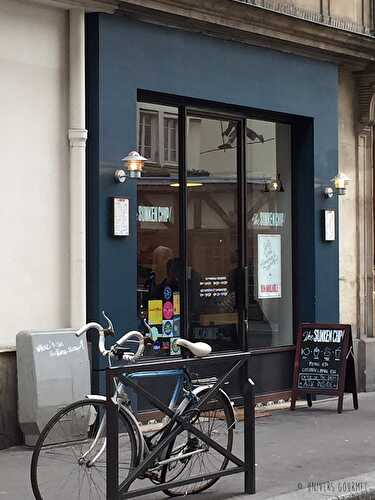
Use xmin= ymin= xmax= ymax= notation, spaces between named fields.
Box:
xmin=31 ymin=398 xmax=137 ymax=500
xmin=161 ymin=388 xmax=234 ymax=496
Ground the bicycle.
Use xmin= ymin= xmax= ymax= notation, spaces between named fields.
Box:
xmin=30 ymin=312 xmax=236 ymax=500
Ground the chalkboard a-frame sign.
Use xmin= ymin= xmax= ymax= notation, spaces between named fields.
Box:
xmin=291 ymin=323 xmax=358 ymax=414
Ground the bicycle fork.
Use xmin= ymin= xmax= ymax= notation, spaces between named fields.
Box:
xmin=79 ymin=414 xmax=107 ymax=467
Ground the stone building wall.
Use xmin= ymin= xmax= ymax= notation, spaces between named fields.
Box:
xmin=338 ymin=68 xmax=358 ymax=339
xmin=245 ymin=0 xmax=373 ymax=32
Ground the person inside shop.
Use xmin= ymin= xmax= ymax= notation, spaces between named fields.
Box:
xmin=150 ymin=257 xmax=181 ymax=300
xmin=144 ymin=245 xmax=173 ymax=297
xmin=148 ymin=257 xmax=201 ymax=312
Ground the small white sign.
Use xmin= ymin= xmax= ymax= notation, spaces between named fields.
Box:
xmin=323 ymin=209 xmax=335 ymax=241
xmin=113 ymin=198 xmax=129 ymax=236
xmin=258 ymin=234 xmax=281 ymax=299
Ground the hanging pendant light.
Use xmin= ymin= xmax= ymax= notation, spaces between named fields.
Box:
xmin=264 ymin=173 xmax=284 ymax=193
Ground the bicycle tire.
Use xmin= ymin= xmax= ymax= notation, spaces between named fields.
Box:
xmin=31 ymin=398 xmax=137 ymax=500
xmin=160 ymin=388 xmax=234 ymax=496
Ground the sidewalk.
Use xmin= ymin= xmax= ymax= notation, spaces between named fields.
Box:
xmin=1 ymin=392 xmax=375 ymax=499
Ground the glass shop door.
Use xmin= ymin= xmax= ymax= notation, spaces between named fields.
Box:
xmin=185 ymin=111 xmax=246 ymax=351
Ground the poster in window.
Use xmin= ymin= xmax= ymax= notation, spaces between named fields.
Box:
xmin=258 ymin=234 xmax=282 ymax=299
xmin=148 ymin=300 xmax=163 ymax=325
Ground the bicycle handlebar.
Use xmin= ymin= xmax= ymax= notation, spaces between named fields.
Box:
xmin=75 ymin=312 xmax=212 ymax=361
xmin=75 ymin=313 xmax=145 ymax=361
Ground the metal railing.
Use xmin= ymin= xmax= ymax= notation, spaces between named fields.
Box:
xmin=105 ymin=351 xmax=255 ymax=499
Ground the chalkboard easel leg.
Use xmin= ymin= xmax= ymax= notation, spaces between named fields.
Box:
xmin=353 ymin=391 xmax=358 ymax=410
xmin=337 ymin=394 xmax=344 ymax=414
xmin=306 ymin=394 xmax=312 ymax=407
xmin=290 ymin=392 xmax=296 ymax=410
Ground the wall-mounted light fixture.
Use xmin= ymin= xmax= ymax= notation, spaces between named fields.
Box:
xmin=324 ymin=172 xmax=351 ymax=198
xmin=114 ymin=151 xmax=147 ymax=183
xmin=331 ymin=172 xmax=350 ymax=195
xmin=264 ymin=173 xmax=284 ymax=193
xmin=324 ymin=187 xmax=334 ymax=199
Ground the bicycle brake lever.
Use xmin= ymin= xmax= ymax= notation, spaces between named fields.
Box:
xmin=102 ymin=310 xmax=115 ymax=335
xmin=143 ymin=318 xmax=152 ymax=334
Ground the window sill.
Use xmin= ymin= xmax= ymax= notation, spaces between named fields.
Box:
xmin=0 ymin=346 xmax=16 ymax=353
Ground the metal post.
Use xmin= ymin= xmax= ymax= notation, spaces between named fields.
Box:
xmin=106 ymin=370 xmax=119 ymax=500
xmin=244 ymin=370 xmax=255 ymax=494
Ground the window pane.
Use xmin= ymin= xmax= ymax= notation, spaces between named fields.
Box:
xmin=138 ymin=111 xmax=158 ymax=163
xmin=164 ymin=120 xmax=169 ymax=162
xmin=137 ymin=104 xmax=180 ymax=357
xmin=164 ymin=117 xmax=178 ymax=164
xmin=187 ymin=116 xmax=240 ymax=351
xmin=246 ymin=120 xmax=293 ymax=348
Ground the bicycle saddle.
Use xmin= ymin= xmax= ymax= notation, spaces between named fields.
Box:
xmin=175 ymin=339 xmax=211 ymax=357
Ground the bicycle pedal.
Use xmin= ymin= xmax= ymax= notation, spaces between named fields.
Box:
xmin=143 ymin=471 xmax=161 ymax=482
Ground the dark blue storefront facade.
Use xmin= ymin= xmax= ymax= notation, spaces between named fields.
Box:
xmin=86 ymin=13 xmax=339 ymax=397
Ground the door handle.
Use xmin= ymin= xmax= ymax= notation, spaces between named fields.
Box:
xmin=241 ymin=266 xmax=249 ymax=310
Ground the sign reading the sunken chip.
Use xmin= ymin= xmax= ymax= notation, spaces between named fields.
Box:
xmin=291 ymin=323 xmax=358 ymax=414
xmin=138 ymin=206 xmax=173 ymax=223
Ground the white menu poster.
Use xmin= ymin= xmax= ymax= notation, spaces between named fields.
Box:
xmin=324 ymin=209 xmax=335 ymax=241
xmin=258 ymin=234 xmax=281 ymax=299
xmin=113 ymin=198 xmax=129 ymax=236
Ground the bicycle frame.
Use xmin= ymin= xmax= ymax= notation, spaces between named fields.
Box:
xmin=125 ymin=368 xmax=188 ymax=410
xmin=85 ymin=367 xmax=191 ymax=468
xmin=122 ymin=367 xmax=236 ymax=474
xmin=122 ymin=368 xmax=194 ymax=466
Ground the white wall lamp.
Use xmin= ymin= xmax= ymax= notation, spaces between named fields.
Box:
xmin=114 ymin=151 xmax=147 ymax=183
xmin=324 ymin=172 xmax=351 ymax=198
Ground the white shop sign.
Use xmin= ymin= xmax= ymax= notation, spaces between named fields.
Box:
xmin=252 ymin=211 xmax=285 ymax=228
xmin=138 ymin=206 xmax=172 ymax=223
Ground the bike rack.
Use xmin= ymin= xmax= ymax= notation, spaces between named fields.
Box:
xmin=106 ymin=351 xmax=255 ymax=499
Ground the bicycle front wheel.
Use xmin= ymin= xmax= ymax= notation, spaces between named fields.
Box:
xmin=161 ymin=388 xmax=234 ymax=496
xmin=31 ymin=398 xmax=137 ymax=500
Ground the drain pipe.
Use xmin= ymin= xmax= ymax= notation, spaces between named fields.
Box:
xmin=68 ymin=8 xmax=87 ymax=328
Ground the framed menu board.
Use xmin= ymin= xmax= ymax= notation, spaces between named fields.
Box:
xmin=291 ymin=323 xmax=358 ymax=413
xmin=113 ymin=197 xmax=129 ymax=237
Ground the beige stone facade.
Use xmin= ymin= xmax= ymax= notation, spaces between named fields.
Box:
xmin=340 ymin=65 xmax=375 ymax=390
xmin=251 ymin=0 xmax=373 ymax=32
xmin=296 ymin=0 xmax=371 ymax=25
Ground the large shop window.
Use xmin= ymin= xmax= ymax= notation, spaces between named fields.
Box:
xmin=137 ymin=102 xmax=293 ymax=355
xmin=246 ymin=120 xmax=293 ymax=348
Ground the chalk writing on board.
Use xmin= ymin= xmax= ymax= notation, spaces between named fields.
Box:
xmin=297 ymin=327 xmax=345 ymax=391
xmin=298 ymin=373 xmax=339 ymax=390
xmin=35 ymin=339 xmax=84 ymax=358
xmin=291 ymin=323 xmax=358 ymax=413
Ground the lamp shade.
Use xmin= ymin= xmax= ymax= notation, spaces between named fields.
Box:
xmin=121 ymin=151 xmax=147 ymax=178
xmin=331 ymin=172 xmax=350 ymax=195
